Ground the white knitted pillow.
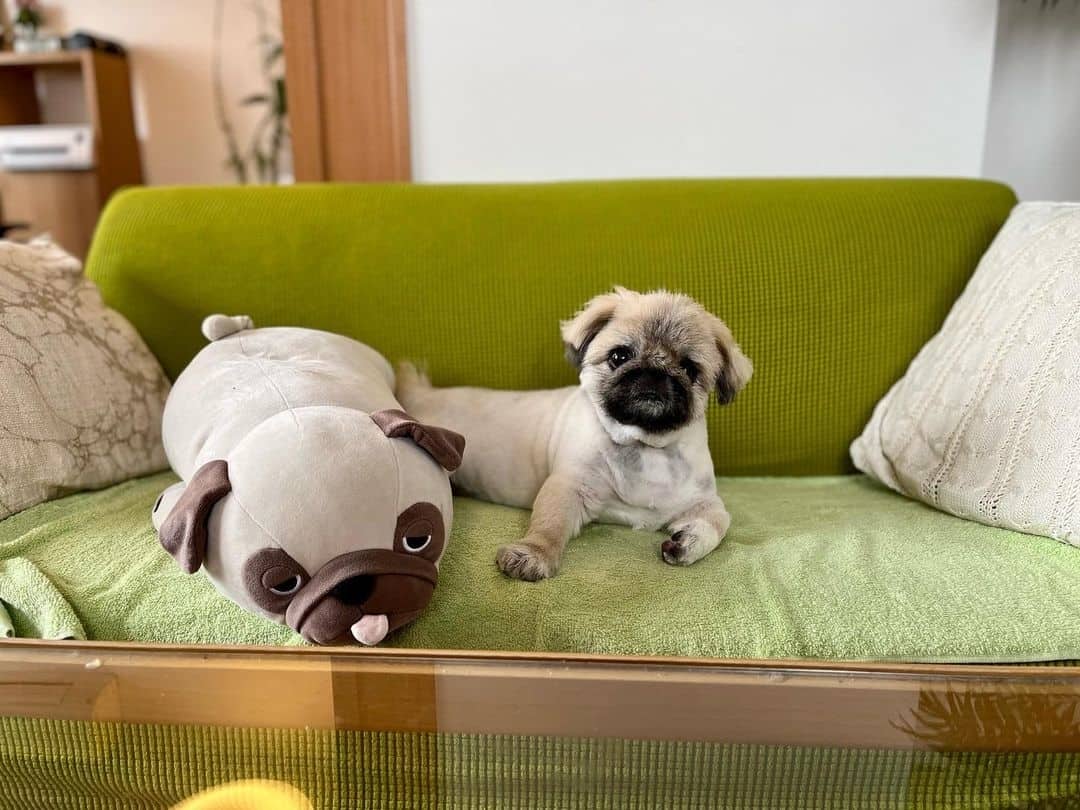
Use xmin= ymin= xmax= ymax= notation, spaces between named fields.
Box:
xmin=851 ymin=202 xmax=1080 ymax=546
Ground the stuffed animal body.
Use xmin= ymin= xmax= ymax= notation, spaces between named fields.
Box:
xmin=152 ymin=315 xmax=464 ymax=645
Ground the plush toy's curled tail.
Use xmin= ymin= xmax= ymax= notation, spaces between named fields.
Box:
xmin=202 ymin=314 xmax=254 ymax=342
xmin=394 ymin=361 xmax=430 ymax=389
xmin=394 ymin=361 xmax=434 ymax=405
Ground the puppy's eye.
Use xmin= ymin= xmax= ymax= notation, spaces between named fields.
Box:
xmin=403 ymin=534 xmax=432 ymax=552
xmin=608 ymin=347 xmax=633 ymax=369
xmin=680 ymin=358 xmax=700 ymax=382
xmin=268 ymin=574 xmax=303 ymax=596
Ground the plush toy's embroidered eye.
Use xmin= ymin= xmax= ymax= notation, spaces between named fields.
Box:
xmin=403 ymin=534 xmax=432 ymax=552
xmin=245 ymin=550 xmax=310 ymax=613
xmin=394 ymin=503 xmax=445 ymax=561
xmin=268 ymin=574 xmax=303 ymax=596
xmin=153 ymin=493 xmax=164 ymax=513
xmin=608 ymin=346 xmax=633 ymax=369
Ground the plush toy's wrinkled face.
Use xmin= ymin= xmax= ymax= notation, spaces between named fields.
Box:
xmin=152 ymin=407 xmax=464 ymax=646
xmin=240 ymin=500 xmax=446 ymax=644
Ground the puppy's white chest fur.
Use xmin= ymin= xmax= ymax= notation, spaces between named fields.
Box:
xmin=589 ymin=423 xmax=716 ymax=531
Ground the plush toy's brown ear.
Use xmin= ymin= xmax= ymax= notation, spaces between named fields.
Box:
xmin=371 ymin=409 xmax=466 ymax=472
xmin=158 ymin=459 xmax=232 ymax=574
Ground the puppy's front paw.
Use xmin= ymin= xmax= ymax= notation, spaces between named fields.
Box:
xmin=496 ymin=542 xmax=556 ymax=581
xmin=661 ymin=522 xmax=720 ymax=566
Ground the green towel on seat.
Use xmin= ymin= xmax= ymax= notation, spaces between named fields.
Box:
xmin=4 ymin=471 xmax=1080 ymax=660
xmin=0 ymin=557 xmax=85 ymax=640
xmin=0 ymin=473 xmax=301 ymax=647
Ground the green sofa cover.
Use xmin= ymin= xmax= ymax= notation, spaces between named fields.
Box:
xmin=10 ymin=177 xmax=1080 ymax=664
xmin=10 ymin=177 xmax=1080 ymax=809
xmin=86 ymin=178 xmax=1016 ymax=476
xmin=2 ymin=177 xmax=1080 ymax=665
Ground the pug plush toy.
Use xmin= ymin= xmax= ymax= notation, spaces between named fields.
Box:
xmin=151 ymin=315 xmax=464 ymax=646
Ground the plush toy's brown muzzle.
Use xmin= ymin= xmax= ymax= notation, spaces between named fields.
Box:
xmin=283 ymin=549 xmax=438 ymax=645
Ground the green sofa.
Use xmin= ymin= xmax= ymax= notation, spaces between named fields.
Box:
xmin=7 ymin=177 xmax=1080 ymax=662
xmin=4 ymin=178 xmax=1080 ymax=807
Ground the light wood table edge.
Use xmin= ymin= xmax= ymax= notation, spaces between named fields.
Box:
xmin=3 ymin=638 xmax=1079 ymax=751
xmin=3 ymin=637 xmax=1077 ymax=678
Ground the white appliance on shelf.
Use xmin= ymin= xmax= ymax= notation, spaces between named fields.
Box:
xmin=0 ymin=125 xmax=95 ymax=171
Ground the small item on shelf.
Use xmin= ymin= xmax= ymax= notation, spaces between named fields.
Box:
xmin=11 ymin=0 xmax=41 ymax=38
xmin=13 ymin=33 xmax=60 ymax=53
xmin=11 ymin=0 xmax=60 ymax=53
xmin=63 ymin=30 xmax=126 ymax=56
xmin=0 ymin=125 xmax=95 ymax=171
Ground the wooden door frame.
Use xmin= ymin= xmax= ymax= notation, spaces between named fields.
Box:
xmin=281 ymin=0 xmax=411 ymax=182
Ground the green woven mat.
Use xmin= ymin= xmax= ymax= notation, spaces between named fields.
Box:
xmin=1 ymin=717 xmax=1077 ymax=809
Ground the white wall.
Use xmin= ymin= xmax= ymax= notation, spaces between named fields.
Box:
xmin=5 ymin=0 xmax=281 ymax=185
xmin=983 ymin=1 xmax=1080 ymax=201
xmin=407 ymin=1 xmax=999 ymax=182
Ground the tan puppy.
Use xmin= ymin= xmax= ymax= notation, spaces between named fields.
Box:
xmin=397 ymin=288 xmax=752 ymax=581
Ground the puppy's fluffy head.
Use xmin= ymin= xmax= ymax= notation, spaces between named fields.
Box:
xmin=562 ymin=288 xmax=752 ymax=435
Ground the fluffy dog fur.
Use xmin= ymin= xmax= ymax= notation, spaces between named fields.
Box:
xmin=397 ymin=287 xmax=752 ymax=581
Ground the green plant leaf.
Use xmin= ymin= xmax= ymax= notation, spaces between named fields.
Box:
xmin=273 ymin=78 xmax=287 ymax=117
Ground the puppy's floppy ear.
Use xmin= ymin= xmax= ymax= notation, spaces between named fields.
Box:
xmin=372 ymin=408 xmax=466 ymax=472
xmin=158 ymin=460 xmax=231 ymax=574
xmin=710 ymin=316 xmax=753 ymax=405
xmin=561 ymin=289 xmax=623 ymax=369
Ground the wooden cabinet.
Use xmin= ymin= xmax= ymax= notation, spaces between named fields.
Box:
xmin=0 ymin=50 xmax=142 ymax=257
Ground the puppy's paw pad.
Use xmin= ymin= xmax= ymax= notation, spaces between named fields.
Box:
xmin=662 ymin=530 xmax=698 ymax=566
xmin=496 ymin=543 xmax=554 ymax=581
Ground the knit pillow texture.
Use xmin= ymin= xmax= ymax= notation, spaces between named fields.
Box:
xmin=851 ymin=202 xmax=1080 ymax=545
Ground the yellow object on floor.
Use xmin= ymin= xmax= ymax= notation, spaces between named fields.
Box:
xmin=173 ymin=780 xmax=313 ymax=810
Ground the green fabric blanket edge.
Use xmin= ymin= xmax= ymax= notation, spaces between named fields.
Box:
xmin=2 ymin=472 xmax=1080 ymax=662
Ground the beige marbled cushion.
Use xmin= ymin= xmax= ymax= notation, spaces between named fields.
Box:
xmin=851 ymin=202 xmax=1080 ymax=546
xmin=0 ymin=238 xmax=169 ymax=519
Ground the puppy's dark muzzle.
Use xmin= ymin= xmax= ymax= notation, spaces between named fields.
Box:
xmin=605 ymin=367 xmax=691 ymax=432
xmin=284 ymin=549 xmax=437 ymax=645
xmin=626 ymin=368 xmax=678 ymax=403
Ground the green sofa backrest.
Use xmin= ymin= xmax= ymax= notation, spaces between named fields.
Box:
xmin=86 ymin=179 xmax=1015 ymax=476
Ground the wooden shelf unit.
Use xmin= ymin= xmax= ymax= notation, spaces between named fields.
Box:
xmin=0 ymin=49 xmax=142 ymax=257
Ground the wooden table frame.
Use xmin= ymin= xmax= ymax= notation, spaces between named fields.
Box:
xmin=3 ymin=640 xmax=1079 ymax=753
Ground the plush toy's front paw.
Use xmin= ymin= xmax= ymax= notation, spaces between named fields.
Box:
xmin=496 ymin=542 xmax=556 ymax=581
xmin=661 ymin=520 xmax=721 ymax=566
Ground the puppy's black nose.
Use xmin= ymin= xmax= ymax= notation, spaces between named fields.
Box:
xmin=630 ymin=368 xmax=674 ymax=396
